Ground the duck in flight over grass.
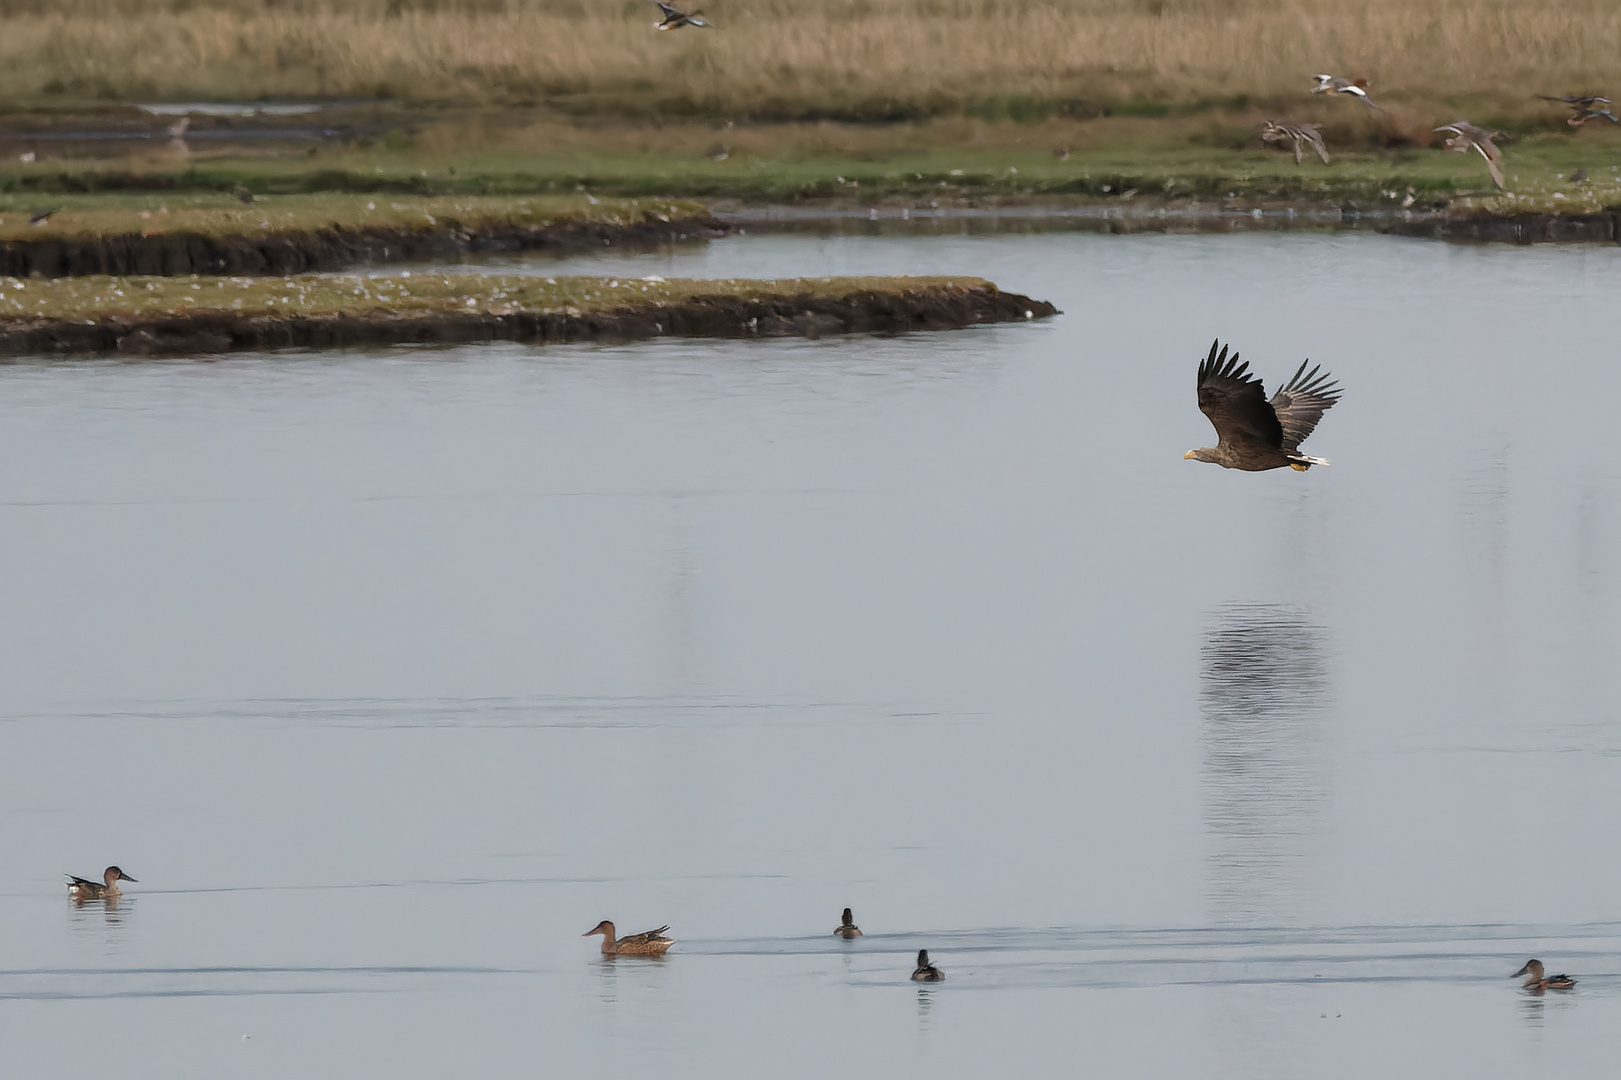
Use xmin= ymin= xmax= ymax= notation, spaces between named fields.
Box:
xmin=1311 ymin=74 xmax=1383 ymax=113
xmin=1434 ymin=121 xmax=1505 ymax=189
xmin=1540 ymin=94 xmax=1620 ymax=126
xmin=1185 ymin=340 xmax=1342 ymax=472
xmin=1260 ymin=120 xmax=1330 ymax=165
xmin=651 ymin=1 xmax=711 ymax=29
xmin=584 ymin=920 xmax=675 ymax=956
xmin=1512 ymin=959 xmax=1575 ymax=993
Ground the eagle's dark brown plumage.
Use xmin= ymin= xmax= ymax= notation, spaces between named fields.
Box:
xmin=1185 ymin=340 xmax=1342 ymax=471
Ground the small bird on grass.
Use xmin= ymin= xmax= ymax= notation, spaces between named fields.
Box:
xmin=29 ymin=207 xmax=60 ymax=226
xmin=1260 ymin=120 xmax=1330 ymax=165
xmin=1311 ymin=74 xmax=1384 ymax=113
xmin=1540 ymin=94 xmax=1619 ymax=126
xmin=650 ymin=1 xmax=711 ymax=29
xmin=1434 ymin=121 xmax=1506 ymax=190
xmin=234 ymin=185 xmax=255 ymax=205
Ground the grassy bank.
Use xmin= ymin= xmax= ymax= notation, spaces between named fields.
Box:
xmin=0 ymin=271 xmax=1056 ymax=356
xmin=5 ymin=122 xmax=1621 ymax=216
xmin=0 ymin=192 xmax=726 ymax=276
xmin=0 ymin=271 xmax=905 ymax=320
xmin=0 ymin=193 xmax=709 ymax=241
xmin=1 ymin=0 xmax=1618 ymax=125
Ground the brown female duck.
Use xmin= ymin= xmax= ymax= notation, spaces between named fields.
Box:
xmin=911 ymin=949 xmax=945 ymax=982
xmin=834 ymin=908 xmax=862 ymax=939
xmin=1512 ymin=959 xmax=1575 ymax=992
xmin=584 ymin=920 xmax=674 ymax=956
xmin=66 ymin=866 xmax=136 ymax=901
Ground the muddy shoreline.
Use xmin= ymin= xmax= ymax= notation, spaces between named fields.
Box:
xmin=0 ymin=215 xmax=730 ymax=278
xmin=720 ymin=202 xmax=1621 ymax=244
xmin=2 ymin=201 xmax=1616 ymax=282
xmin=0 ymin=282 xmax=1055 ymax=358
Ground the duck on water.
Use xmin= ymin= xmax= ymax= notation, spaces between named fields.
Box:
xmin=583 ymin=920 xmax=675 ymax=956
xmin=911 ymin=950 xmax=945 ymax=982
xmin=834 ymin=908 xmax=862 ymax=939
xmin=1513 ymin=959 xmax=1575 ymax=993
xmin=66 ymin=866 xmax=136 ymax=902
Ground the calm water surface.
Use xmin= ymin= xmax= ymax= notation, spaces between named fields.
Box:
xmin=3 ymin=232 xmax=1620 ymax=1077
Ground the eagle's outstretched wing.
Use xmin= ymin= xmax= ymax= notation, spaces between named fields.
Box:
xmin=1197 ymin=340 xmax=1283 ymax=450
xmin=1269 ymin=360 xmax=1342 ymax=452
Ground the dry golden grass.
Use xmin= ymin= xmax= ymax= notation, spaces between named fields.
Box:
xmin=1 ymin=0 xmax=1619 ymax=120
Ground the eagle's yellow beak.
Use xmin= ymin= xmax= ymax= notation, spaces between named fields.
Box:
xmin=1183 ymin=450 xmax=1197 ymax=460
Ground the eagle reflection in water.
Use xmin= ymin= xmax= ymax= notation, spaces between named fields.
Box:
xmin=1200 ymin=604 xmax=1333 ymax=925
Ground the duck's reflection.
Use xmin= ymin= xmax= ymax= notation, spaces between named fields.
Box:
xmin=594 ymin=953 xmax=619 ymax=1005
xmin=1200 ymin=603 xmax=1332 ymax=926
xmin=1518 ymin=993 xmax=1545 ymax=1032
xmin=916 ymin=985 xmax=936 ymax=1032
xmin=68 ymin=896 xmax=133 ymax=952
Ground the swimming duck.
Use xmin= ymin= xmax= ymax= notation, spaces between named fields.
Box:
xmin=1540 ymin=94 xmax=1620 ymax=127
xmin=583 ymin=920 xmax=674 ymax=956
xmin=1434 ymin=121 xmax=1506 ymax=190
xmin=1512 ymin=959 xmax=1575 ymax=992
xmin=66 ymin=867 xmax=136 ymax=901
xmin=911 ymin=949 xmax=945 ymax=982
xmin=835 ymin=908 xmax=862 ymax=939
xmin=1310 ymin=74 xmax=1383 ymax=112
xmin=650 ymin=1 xmax=711 ymax=29
xmin=1260 ymin=120 xmax=1331 ymax=165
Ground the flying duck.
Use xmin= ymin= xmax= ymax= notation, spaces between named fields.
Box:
xmin=650 ymin=1 xmax=711 ymax=29
xmin=1260 ymin=120 xmax=1330 ymax=165
xmin=1434 ymin=121 xmax=1506 ymax=189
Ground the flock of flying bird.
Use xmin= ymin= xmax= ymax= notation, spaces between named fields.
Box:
xmin=68 ymin=871 xmax=1569 ymax=990
xmin=1264 ymin=74 xmax=1616 ymax=191
xmin=639 ymin=7 xmax=1602 ymax=197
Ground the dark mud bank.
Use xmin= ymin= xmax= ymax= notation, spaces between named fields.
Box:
xmin=1378 ymin=210 xmax=1621 ymax=244
xmin=0 ymin=216 xmax=730 ymax=278
xmin=722 ymin=202 xmax=1621 ymax=245
xmin=0 ymin=284 xmax=1056 ymax=358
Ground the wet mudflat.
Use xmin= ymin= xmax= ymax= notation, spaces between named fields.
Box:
xmin=1 ymin=231 xmax=1620 ymax=1078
